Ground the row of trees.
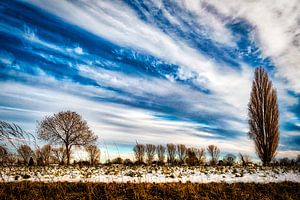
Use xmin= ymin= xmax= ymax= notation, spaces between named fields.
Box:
xmin=133 ymin=143 xmax=222 ymax=166
xmin=0 ymin=143 xmax=101 ymax=166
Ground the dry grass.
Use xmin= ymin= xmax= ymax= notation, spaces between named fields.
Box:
xmin=0 ymin=181 xmax=299 ymax=200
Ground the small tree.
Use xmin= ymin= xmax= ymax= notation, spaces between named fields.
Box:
xmin=167 ymin=143 xmax=176 ymax=165
xmin=239 ymin=153 xmax=251 ymax=166
xmin=146 ymin=144 xmax=156 ymax=165
xmin=35 ymin=144 xmax=52 ymax=165
xmin=223 ymin=153 xmax=236 ymax=166
xmin=196 ymin=148 xmax=206 ymax=164
xmin=207 ymin=145 xmax=220 ymax=165
xmin=177 ymin=144 xmax=187 ymax=165
xmin=186 ymin=148 xmax=198 ymax=166
xmin=133 ymin=143 xmax=145 ymax=164
xmin=156 ymin=145 xmax=166 ymax=164
xmin=52 ymin=146 xmax=67 ymax=165
xmin=37 ymin=111 xmax=98 ymax=165
xmin=248 ymin=67 xmax=279 ymax=166
xmin=85 ymin=144 xmax=100 ymax=166
xmin=17 ymin=144 xmax=34 ymax=165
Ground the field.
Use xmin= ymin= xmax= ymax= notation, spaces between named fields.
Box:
xmin=1 ymin=165 xmax=299 ymax=183
xmin=1 ymin=181 xmax=299 ymax=199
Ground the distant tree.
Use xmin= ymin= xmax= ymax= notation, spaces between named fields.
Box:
xmin=52 ymin=146 xmax=67 ymax=165
xmin=17 ymin=144 xmax=34 ymax=165
xmin=85 ymin=144 xmax=100 ymax=166
xmin=35 ymin=144 xmax=52 ymax=166
xmin=207 ymin=145 xmax=220 ymax=165
xmin=248 ymin=67 xmax=279 ymax=166
xmin=167 ymin=143 xmax=176 ymax=165
xmin=111 ymin=157 xmax=123 ymax=164
xmin=123 ymin=158 xmax=133 ymax=166
xmin=196 ymin=148 xmax=206 ymax=164
xmin=133 ymin=143 xmax=145 ymax=164
xmin=279 ymin=157 xmax=291 ymax=166
xmin=223 ymin=153 xmax=236 ymax=166
xmin=177 ymin=144 xmax=187 ymax=164
xmin=185 ymin=148 xmax=198 ymax=166
xmin=146 ymin=144 xmax=156 ymax=165
xmin=37 ymin=111 xmax=98 ymax=165
xmin=156 ymin=145 xmax=166 ymax=164
xmin=239 ymin=153 xmax=252 ymax=166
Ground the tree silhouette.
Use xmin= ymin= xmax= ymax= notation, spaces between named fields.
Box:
xmin=146 ymin=144 xmax=156 ymax=165
xmin=207 ymin=145 xmax=220 ymax=165
xmin=133 ymin=143 xmax=145 ymax=164
xmin=156 ymin=145 xmax=166 ymax=164
xmin=248 ymin=67 xmax=279 ymax=165
xmin=37 ymin=111 xmax=97 ymax=165
xmin=85 ymin=144 xmax=100 ymax=166
xmin=166 ymin=143 xmax=176 ymax=165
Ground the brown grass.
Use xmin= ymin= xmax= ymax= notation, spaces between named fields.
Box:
xmin=0 ymin=181 xmax=299 ymax=200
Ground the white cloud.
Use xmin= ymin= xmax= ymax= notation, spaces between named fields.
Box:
xmin=207 ymin=0 xmax=300 ymax=93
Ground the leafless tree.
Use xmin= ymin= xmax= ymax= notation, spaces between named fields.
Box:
xmin=156 ymin=145 xmax=166 ymax=164
xmin=133 ymin=143 xmax=145 ymax=164
xmin=248 ymin=67 xmax=279 ymax=166
xmin=146 ymin=144 xmax=156 ymax=165
xmin=35 ymin=144 xmax=52 ymax=165
xmin=196 ymin=148 xmax=206 ymax=164
xmin=167 ymin=143 xmax=176 ymax=165
xmin=17 ymin=144 xmax=34 ymax=164
xmin=177 ymin=144 xmax=187 ymax=164
xmin=186 ymin=148 xmax=198 ymax=166
xmin=52 ymin=146 xmax=67 ymax=165
xmin=207 ymin=145 xmax=220 ymax=165
xmin=85 ymin=144 xmax=100 ymax=166
xmin=37 ymin=111 xmax=98 ymax=165
xmin=239 ymin=153 xmax=252 ymax=166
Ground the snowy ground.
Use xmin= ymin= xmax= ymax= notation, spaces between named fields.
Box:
xmin=0 ymin=165 xmax=299 ymax=183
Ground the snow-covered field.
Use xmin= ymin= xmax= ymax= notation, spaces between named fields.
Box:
xmin=0 ymin=165 xmax=299 ymax=183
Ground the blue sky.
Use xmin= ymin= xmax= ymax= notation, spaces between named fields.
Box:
xmin=0 ymin=0 xmax=299 ymax=160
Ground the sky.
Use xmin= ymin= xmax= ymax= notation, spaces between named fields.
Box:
xmin=0 ymin=0 xmax=299 ymax=161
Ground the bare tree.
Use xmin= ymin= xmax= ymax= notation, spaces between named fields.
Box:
xmin=177 ymin=144 xmax=187 ymax=164
xmin=207 ymin=145 xmax=220 ymax=165
xmin=239 ymin=153 xmax=252 ymax=166
xmin=167 ymin=143 xmax=176 ymax=165
xmin=133 ymin=143 xmax=145 ymax=164
xmin=37 ymin=111 xmax=98 ymax=165
xmin=196 ymin=148 xmax=206 ymax=164
xmin=52 ymin=146 xmax=67 ymax=165
xmin=248 ymin=67 xmax=279 ymax=166
xmin=85 ymin=144 xmax=100 ymax=166
xmin=35 ymin=144 xmax=52 ymax=165
xmin=186 ymin=148 xmax=198 ymax=166
xmin=17 ymin=144 xmax=34 ymax=165
xmin=156 ymin=145 xmax=166 ymax=164
xmin=146 ymin=144 xmax=156 ymax=165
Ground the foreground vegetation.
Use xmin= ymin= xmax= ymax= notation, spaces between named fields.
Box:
xmin=0 ymin=181 xmax=299 ymax=199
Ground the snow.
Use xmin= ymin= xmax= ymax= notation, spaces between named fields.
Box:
xmin=0 ymin=165 xmax=299 ymax=183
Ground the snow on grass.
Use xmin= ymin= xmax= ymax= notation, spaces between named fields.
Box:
xmin=0 ymin=165 xmax=299 ymax=183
